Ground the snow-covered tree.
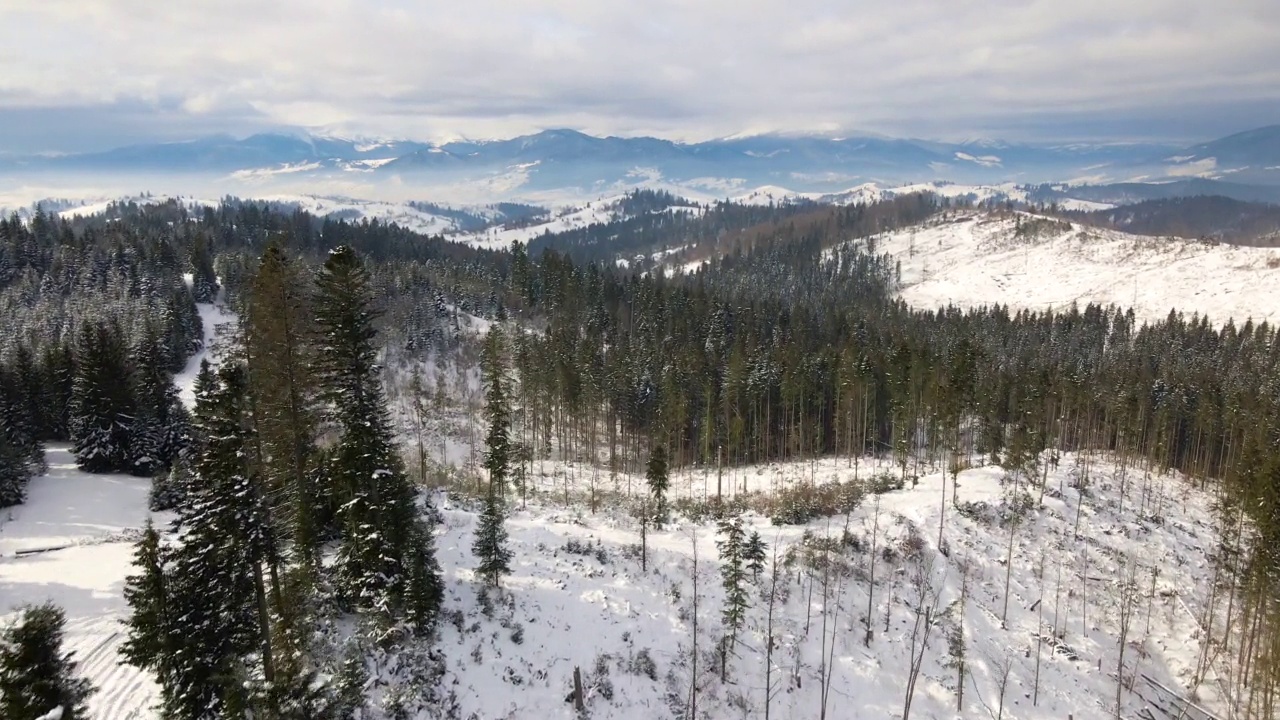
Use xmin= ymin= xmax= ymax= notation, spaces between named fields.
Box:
xmin=474 ymin=327 xmax=513 ymax=587
xmin=69 ymin=320 xmax=135 ymax=473
xmin=0 ymin=603 xmax=95 ymax=720
xmin=315 ymin=246 xmax=442 ymax=628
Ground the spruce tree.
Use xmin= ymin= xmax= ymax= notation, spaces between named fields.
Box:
xmin=716 ymin=516 xmax=750 ymax=654
xmin=244 ymin=244 xmax=322 ymax=569
xmin=0 ymin=603 xmax=95 ymax=720
xmin=744 ymin=530 xmax=767 ymax=583
xmin=646 ymin=443 xmax=670 ymax=528
xmin=128 ymin=325 xmax=185 ymax=476
xmin=315 ymin=246 xmax=442 ymax=627
xmin=69 ymin=320 xmax=135 ymax=473
xmin=119 ymin=521 xmax=176 ymax=711
xmin=148 ymin=364 xmax=264 ymax=718
xmin=473 ymin=328 xmax=514 ymax=587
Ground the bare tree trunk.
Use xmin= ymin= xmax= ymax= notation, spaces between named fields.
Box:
xmin=765 ymin=534 xmax=781 ymax=720
xmin=1034 ymin=549 xmax=1046 ymax=705
xmin=688 ymin=531 xmax=699 ymax=720
xmin=865 ymin=493 xmax=881 ymax=646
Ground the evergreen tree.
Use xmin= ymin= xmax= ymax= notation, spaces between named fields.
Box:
xmin=128 ymin=325 xmax=185 ymax=476
xmin=146 ymin=364 xmax=264 ymax=718
xmin=0 ymin=361 xmax=41 ymax=508
xmin=69 ymin=320 xmax=135 ymax=473
xmin=744 ymin=530 xmax=767 ymax=582
xmin=474 ymin=328 xmax=513 ymax=587
xmin=646 ymin=443 xmax=670 ymax=528
xmin=119 ymin=521 xmax=176 ymax=710
xmin=244 ymin=244 xmax=322 ymax=570
xmin=473 ymin=492 xmax=512 ymax=588
xmin=0 ymin=603 xmax=95 ymax=720
xmin=315 ymin=246 xmax=442 ymax=627
xmin=716 ymin=516 xmax=750 ymax=653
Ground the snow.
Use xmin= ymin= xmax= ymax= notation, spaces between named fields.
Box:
xmin=876 ymin=212 xmax=1280 ymax=326
xmin=428 ymin=450 xmax=1230 ymax=720
xmin=0 ymin=446 xmax=160 ymax=718
xmin=256 ymin=194 xmax=459 ymax=236
xmin=460 ymin=195 xmax=626 ymax=250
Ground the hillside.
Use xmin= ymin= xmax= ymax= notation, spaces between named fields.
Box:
xmin=3 ymin=429 xmax=1233 ymax=719
xmin=873 ymin=212 xmax=1280 ymax=325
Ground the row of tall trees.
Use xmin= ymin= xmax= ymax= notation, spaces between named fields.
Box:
xmin=120 ymin=245 xmax=444 ymax=718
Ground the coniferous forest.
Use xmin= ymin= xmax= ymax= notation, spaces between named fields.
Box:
xmin=2 ymin=192 xmax=1280 ymax=717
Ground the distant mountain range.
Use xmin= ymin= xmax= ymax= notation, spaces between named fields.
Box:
xmin=4 ymin=125 xmax=1280 ymax=200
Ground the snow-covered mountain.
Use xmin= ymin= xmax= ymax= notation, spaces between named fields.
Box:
xmin=7 ymin=126 xmax=1280 ymax=199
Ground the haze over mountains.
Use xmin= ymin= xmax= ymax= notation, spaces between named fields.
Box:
xmin=6 ymin=124 xmax=1280 ymax=204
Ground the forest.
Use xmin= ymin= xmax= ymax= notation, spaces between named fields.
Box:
xmin=1 ymin=191 xmax=1279 ymax=718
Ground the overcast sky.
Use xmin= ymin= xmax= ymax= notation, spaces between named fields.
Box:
xmin=1 ymin=0 xmax=1278 ymax=153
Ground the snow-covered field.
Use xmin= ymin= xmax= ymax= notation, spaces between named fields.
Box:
xmin=0 ymin=447 xmax=159 ymax=719
xmin=430 ymin=451 xmax=1228 ymax=719
xmin=875 ymin=212 xmax=1280 ymax=326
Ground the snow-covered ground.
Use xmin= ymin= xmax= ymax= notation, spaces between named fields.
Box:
xmin=0 ymin=294 xmax=229 ymax=719
xmin=875 ymin=212 xmax=1280 ymax=326
xmin=254 ymin=194 xmax=460 ymax=236
xmin=459 ymin=195 xmax=703 ymax=251
xmin=430 ymin=451 xmax=1228 ymax=720
xmin=0 ymin=446 xmax=160 ymax=719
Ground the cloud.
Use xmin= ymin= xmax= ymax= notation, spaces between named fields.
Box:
xmin=0 ymin=0 xmax=1278 ymax=151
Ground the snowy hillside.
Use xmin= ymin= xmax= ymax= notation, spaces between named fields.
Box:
xmin=428 ymin=450 xmax=1227 ymax=720
xmin=460 ymin=194 xmax=703 ymax=251
xmin=874 ymin=212 xmax=1280 ymax=326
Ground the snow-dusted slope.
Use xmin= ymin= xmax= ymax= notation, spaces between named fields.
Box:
xmin=256 ymin=194 xmax=459 ymax=236
xmin=460 ymin=195 xmax=703 ymax=251
xmin=877 ymin=212 xmax=1280 ymax=325
xmin=430 ymin=452 xmax=1227 ymax=720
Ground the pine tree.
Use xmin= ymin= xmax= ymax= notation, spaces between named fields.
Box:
xmin=474 ymin=328 xmax=513 ymax=587
xmin=482 ymin=328 xmax=512 ymax=497
xmin=0 ymin=362 xmax=41 ymax=508
xmin=647 ymin=443 xmax=670 ymax=528
xmin=473 ymin=492 xmax=512 ymax=588
xmin=315 ymin=246 xmax=442 ymax=627
xmin=119 ymin=521 xmax=177 ymax=711
xmin=744 ymin=530 xmax=767 ymax=583
xmin=0 ymin=603 xmax=95 ymax=720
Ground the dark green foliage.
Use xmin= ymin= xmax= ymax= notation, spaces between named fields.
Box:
xmin=69 ymin=319 xmax=135 ymax=473
xmin=473 ymin=493 xmax=513 ymax=587
xmin=0 ymin=603 xmax=95 ymax=720
xmin=744 ymin=531 xmax=767 ymax=582
xmin=119 ymin=522 xmax=170 ymax=691
xmin=474 ymin=327 xmax=513 ymax=587
xmin=647 ymin=444 xmax=669 ymax=528
xmin=315 ymin=246 xmax=442 ymax=627
xmin=716 ymin=516 xmax=750 ymax=651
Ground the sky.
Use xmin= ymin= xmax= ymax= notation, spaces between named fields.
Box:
xmin=1 ymin=0 xmax=1278 ymax=153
